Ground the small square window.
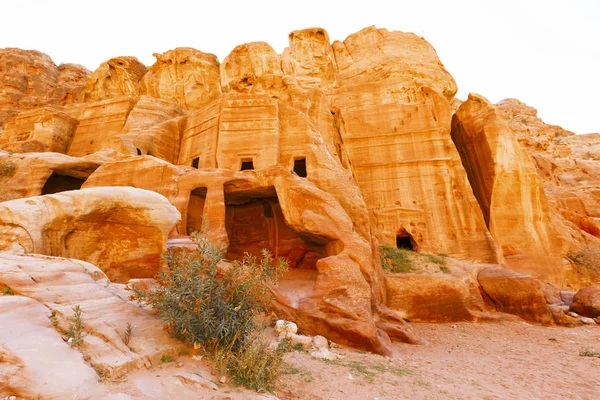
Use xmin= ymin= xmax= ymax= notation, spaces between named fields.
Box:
xmin=240 ymin=159 xmax=254 ymax=171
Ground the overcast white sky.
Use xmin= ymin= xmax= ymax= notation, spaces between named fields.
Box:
xmin=1 ymin=0 xmax=598 ymax=133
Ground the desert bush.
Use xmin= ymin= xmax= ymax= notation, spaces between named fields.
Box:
xmin=214 ymin=330 xmax=292 ymax=391
xmin=132 ymin=233 xmax=289 ymax=390
xmin=379 ymin=245 xmax=415 ymax=273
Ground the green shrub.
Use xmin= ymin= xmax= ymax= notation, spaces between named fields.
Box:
xmin=133 ymin=233 xmax=289 ymax=390
xmin=2 ymin=287 xmax=13 ymax=295
xmin=216 ymin=331 xmax=292 ymax=392
xmin=426 ymin=253 xmax=447 ymax=265
xmin=379 ymin=245 xmax=415 ymax=273
xmin=67 ymin=305 xmax=84 ymax=347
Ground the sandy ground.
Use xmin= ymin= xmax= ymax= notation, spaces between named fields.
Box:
xmin=274 ymin=321 xmax=600 ymax=400
xmin=96 ymin=320 xmax=600 ymax=400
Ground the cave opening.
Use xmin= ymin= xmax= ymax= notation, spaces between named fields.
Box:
xmin=186 ymin=187 xmax=207 ymax=235
xmin=293 ymin=158 xmax=307 ymax=178
xmin=41 ymin=173 xmax=85 ymax=195
xmin=191 ymin=157 xmax=200 ymax=169
xmin=396 ymin=230 xmax=415 ymax=251
xmin=224 ymin=188 xmax=328 ymax=270
xmin=136 ymin=148 xmax=142 ymax=156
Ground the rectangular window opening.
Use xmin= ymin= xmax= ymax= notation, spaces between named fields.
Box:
xmin=293 ymin=157 xmax=307 ymax=177
xmin=192 ymin=157 xmax=200 ymax=169
xmin=240 ymin=159 xmax=254 ymax=171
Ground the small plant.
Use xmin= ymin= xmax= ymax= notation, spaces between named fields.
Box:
xmin=67 ymin=305 xmax=84 ymax=347
xmin=161 ymin=354 xmax=174 ymax=363
xmin=2 ymin=287 xmax=14 ymax=295
xmin=49 ymin=310 xmax=59 ymax=327
xmin=580 ymin=350 xmax=600 ymax=358
xmin=379 ymin=245 xmax=415 ymax=273
xmin=293 ymin=343 xmax=306 ymax=352
xmin=123 ymin=322 xmax=133 ymax=346
xmin=548 ymin=337 xmax=557 ymax=342
xmin=0 ymin=161 xmax=16 ymax=177
xmin=439 ymin=266 xmax=450 ymax=273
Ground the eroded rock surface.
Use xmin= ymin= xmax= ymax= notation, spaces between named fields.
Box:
xmin=452 ymin=94 xmax=569 ymax=284
xmin=0 ymin=27 xmax=598 ymax=392
xmin=0 ymin=187 xmax=180 ymax=282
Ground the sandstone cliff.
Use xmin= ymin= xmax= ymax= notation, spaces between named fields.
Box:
xmin=0 ymin=27 xmax=599 ymax=397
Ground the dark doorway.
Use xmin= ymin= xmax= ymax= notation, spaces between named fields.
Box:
xmin=293 ymin=158 xmax=307 ymax=178
xmin=396 ymin=234 xmax=414 ymax=251
xmin=136 ymin=148 xmax=142 ymax=155
xmin=224 ymin=192 xmax=327 ymax=269
xmin=192 ymin=157 xmax=200 ymax=169
xmin=42 ymin=173 xmax=85 ymax=195
xmin=240 ymin=159 xmax=254 ymax=171
xmin=187 ymin=187 xmax=207 ymax=235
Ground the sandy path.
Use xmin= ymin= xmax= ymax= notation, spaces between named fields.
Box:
xmin=275 ymin=321 xmax=600 ymax=400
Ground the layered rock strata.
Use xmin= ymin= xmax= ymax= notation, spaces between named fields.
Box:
xmin=0 ymin=25 xmax=598 ymax=365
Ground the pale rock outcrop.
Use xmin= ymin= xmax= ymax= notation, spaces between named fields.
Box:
xmin=452 ymin=94 xmax=569 ymax=284
xmin=141 ymin=48 xmax=221 ymax=109
xmin=0 ymin=187 xmax=180 ymax=282
xmin=0 ymin=253 xmax=187 ymax=388
xmin=84 ymin=57 xmax=147 ymax=102
xmin=0 ymin=294 xmax=100 ymax=399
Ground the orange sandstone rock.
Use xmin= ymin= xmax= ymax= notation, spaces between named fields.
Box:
xmin=84 ymin=56 xmax=147 ymax=102
xmin=141 ymin=47 xmax=221 ymax=109
xmin=0 ymin=25 xmax=598 ymax=366
xmin=452 ymin=94 xmax=569 ymax=284
xmin=478 ymin=267 xmax=554 ymax=324
xmin=570 ymin=286 xmax=600 ymax=318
